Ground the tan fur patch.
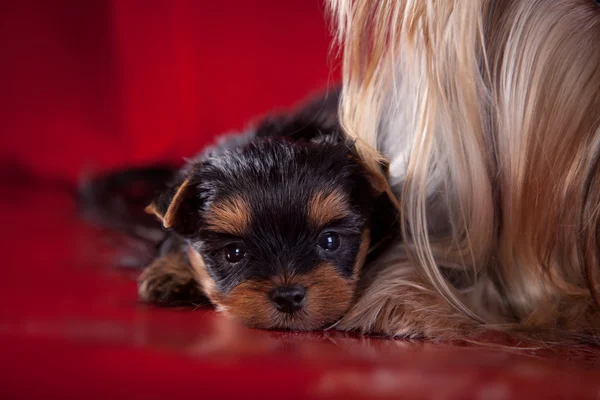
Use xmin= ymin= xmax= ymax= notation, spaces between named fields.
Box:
xmin=212 ymin=280 xmax=280 ymax=328
xmin=308 ymin=189 xmax=350 ymax=228
xmin=203 ymin=195 xmax=250 ymax=237
xmin=144 ymin=202 xmax=163 ymax=220
xmin=354 ymin=229 xmax=371 ymax=274
xmin=138 ymin=250 xmax=205 ymax=305
xmin=214 ymin=263 xmax=357 ymax=331
xmin=292 ymin=264 xmax=357 ymax=328
xmin=188 ymin=247 xmax=218 ymax=303
xmin=163 ymin=178 xmax=191 ymax=229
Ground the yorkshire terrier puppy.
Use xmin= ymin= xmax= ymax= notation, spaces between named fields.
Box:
xmin=81 ymin=89 xmax=396 ymax=330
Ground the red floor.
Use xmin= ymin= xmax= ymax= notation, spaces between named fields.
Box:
xmin=2 ymin=184 xmax=600 ymax=400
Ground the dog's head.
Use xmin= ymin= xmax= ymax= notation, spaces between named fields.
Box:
xmin=147 ymin=109 xmax=392 ymax=330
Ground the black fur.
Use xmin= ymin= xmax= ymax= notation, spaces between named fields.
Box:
xmin=78 ymin=165 xmax=178 ymax=267
xmin=183 ymin=138 xmax=374 ymax=293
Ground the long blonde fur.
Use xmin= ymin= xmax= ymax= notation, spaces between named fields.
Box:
xmin=328 ymin=0 xmax=600 ymax=339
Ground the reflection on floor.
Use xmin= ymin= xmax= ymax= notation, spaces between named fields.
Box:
xmin=2 ymin=185 xmax=599 ymax=399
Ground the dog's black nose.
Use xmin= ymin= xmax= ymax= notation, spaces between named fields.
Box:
xmin=270 ymin=285 xmax=306 ymax=313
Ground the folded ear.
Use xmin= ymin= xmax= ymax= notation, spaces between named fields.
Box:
xmin=145 ymin=171 xmax=202 ymax=236
xmin=343 ymin=139 xmax=391 ymax=195
xmin=344 ymin=149 xmax=400 ymax=262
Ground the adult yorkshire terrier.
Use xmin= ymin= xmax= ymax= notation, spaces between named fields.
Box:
xmin=326 ymin=0 xmax=600 ymax=339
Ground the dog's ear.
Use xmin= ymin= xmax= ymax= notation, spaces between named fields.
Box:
xmin=345 ymin=140 xmax=391 ymax=196
xmin=344 ymin=149 xmax=399 ymax=262
xmin=145 ymin=168 xmax=202 ymax=236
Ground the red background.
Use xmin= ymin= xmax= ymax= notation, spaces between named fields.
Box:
xmin=0 ymin=0 xmax=338 ymax=183
xmin=3 ymin=3 xmax=600 ymax=399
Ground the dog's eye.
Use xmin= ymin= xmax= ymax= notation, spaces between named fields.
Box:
xmin=224 ymin=244 xmax=247 ymax=263
xmin=318 ymin=232 xmax=341 ymax=252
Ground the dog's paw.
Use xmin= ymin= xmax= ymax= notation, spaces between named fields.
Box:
xmin=336 ymin=260 xmax=475 ymax=339
xmin=137 ymin=256 xmax=208 ymax=307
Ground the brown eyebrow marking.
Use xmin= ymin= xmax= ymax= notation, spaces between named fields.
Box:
xmin=203 ymin=195 xmax=250 ymax=237
xmin=307 ymin=189 xmax=350 ymax=228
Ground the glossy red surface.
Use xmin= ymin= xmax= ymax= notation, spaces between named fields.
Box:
xmin=2 ymin=186 xmax=600 ymax=399
xmin=2 ymin=1 xmax=600 ymax=398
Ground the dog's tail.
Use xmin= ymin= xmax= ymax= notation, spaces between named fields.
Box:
xmin=77 ymin=165 xmax=179 ymax=268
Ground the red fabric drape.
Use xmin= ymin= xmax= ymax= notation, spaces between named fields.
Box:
xmin=0 ymin=0 xmax=337 ymax=184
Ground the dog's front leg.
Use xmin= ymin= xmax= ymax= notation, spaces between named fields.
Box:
xmin=336 ymin=252 xmax=476 ymax=339
xmin=138 ymin=247 xmax=209 ymax=307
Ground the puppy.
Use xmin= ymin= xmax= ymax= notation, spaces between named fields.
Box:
xmin=326 ymin=0 xmax=600 ymax=340
xmin=81 ymin=89 xmax=396 ymax=330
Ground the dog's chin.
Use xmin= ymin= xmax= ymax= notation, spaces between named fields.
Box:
xmin=229 ymin=306 xmax=348 ymax=331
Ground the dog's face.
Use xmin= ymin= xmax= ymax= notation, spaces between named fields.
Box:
xmin=151 ymin=137 xmax=380 ymax=330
